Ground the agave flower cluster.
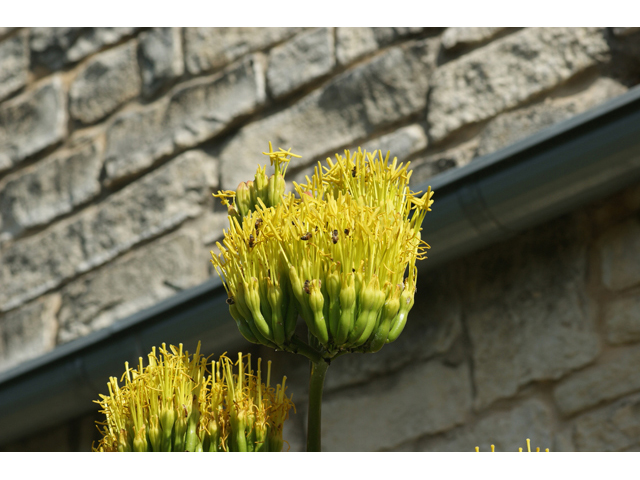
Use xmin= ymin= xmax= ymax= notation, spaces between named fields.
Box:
xmin=94 ymin=343 xmax=294 ymax=452
xmin=212 ymin=144 xmax=433 ymax=358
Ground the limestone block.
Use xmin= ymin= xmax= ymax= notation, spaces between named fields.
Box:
xmin=428 ymin=27 xmax=609 ymax=143
xmin=0 ymin=29 xmax=28 ymax=102
xmin=220 ymin=38 xmax=438 ymax=190
xmin=0 ymin=150 xmax=217 ymax=312
xmin=322 ymin=360 xmax=471 ymax=451
xmin=104 ymin=55 xmax=265 ymax=185
xmin=69 ymin=40 xmax=141 ymax=124
xmin=0 ymin=138 xmax=102 ymax=236
xmin=600 ymin=219 xmax=640 ymax=291
xmin=604 ymin=295 xmax=640 ymax=345
xmin=0 ymin=295 xmax=60 ymax=373
xmin=58 ymin=232 xmax=209 ymax=343
xmin=573 ymin=393 xmax=640 ymax=451
xmin=184 ymin=27 xmax=301 ymax=74
xmin=409 ymin=138 xmax=478 ymax=186
xmin=138 ymin=27 xmax=184 ymax=98
xmin=440 ymin=27 xmax=508 ymax=51
xmin=463 ymin=215 xmax=598 ymax=410
xmin=476 ymin=77 xmax=627 ymax=156
xmin=553 ymin=344 xmax=640 ymax=416
xmin=418 ymin=398 xmax=553 ymax=452
xmin=267 ymin=28 xmax=335 ymax=98
xmin=0 ymin=77 xmax=67 ymax=172
xmin=336 ymin=27 xmax=423 ymax=65
xmin=30 ymin=27 xmax=139 ymax=70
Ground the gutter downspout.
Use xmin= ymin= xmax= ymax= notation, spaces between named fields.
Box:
xmin=1 ymin=85 xmax=640 ymax=447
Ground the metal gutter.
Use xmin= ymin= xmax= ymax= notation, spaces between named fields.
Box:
xmin=2 ymin=84 xmax=640 ymax=447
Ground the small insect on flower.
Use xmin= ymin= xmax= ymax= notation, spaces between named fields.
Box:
xmin=344 ymin=228 xmax=350 ymax=236
xmin=300 ymin=232 xmax=312 ymax=241
xmin=332 ymin=229 xmax=339 ymax=244
xmin=248 ymin=234 xmax=255 ymax=248
xmin=352 ymin=166 xmax=357 ymax=177
xmin=304 ymin=280 xmax=311 ymax=294
xmin=255 ymin=218 xmax=263 ymax=232
xmin=226 ymin=296 xmax=235 ymax=305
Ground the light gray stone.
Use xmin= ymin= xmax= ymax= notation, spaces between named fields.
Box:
xmin=336 ymin=27 xmax=424 ymax=65
xmin=0 ymin=295 xmax=60 ymax=373
xmin=554 ymin=345 xmax=640 ymax=416
xmin=0 ymin=28 xmax=17 ymax=38
xmin=57 ymin=232 xmax=209 ymax=343
xmin=325 ymin=269 xmax=462 ymax=391
xmin=0 ymin=30 xmax=28 ymax=102
xmin=464 ymin=214 xmax=598 ymax=410
xmin=69 ymin=40 xmax=141 ymax=124
xmin=604 ymin=295 xmax=640 ymax=345
xmin=428 ymin=27 xmax=610 ymax=143
xmin=184 ymin=27 xmax=301 ymax=74
xmin=477 ymin=77 xmax=627 ymax=156
xmin=409 ymin=138 xmax=478 ymax=186
xmin=0 ymin=77 xmax=67 ymax=172
xmin=573 ymin=393 xmax=640 ymax=451
xmin=322 ymin=359 xmax=471 ymax=451
xmin=612 ymin=27 xmax=640 ymax=37
xmin=418 ymin=398 xmax=553 ymax=452
xmin=440 ymin=27 xmax=508 ymax=51
xmin=138 ymin=27 xmax=184 ymax=98
xmin=291 ymin=124 xmax=428 ymax=186
xmin=600 ymin=219 xmax=640 ymax=291
xmin=220 ymin=39 xmax=438 ymax=190
xmin=0 ymin=138 xmax=103 ymax=236
xmin=104 ymin=55 xmax=265 ymax=185
xmin=0 ymin=150 xmax=217 ymax=312
xmin=30 ymin=27 xmax=139 ymax=70
xmin=267 ymin=27 xmax=335 ymax=98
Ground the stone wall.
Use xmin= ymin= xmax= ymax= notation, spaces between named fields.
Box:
xmin=1 ymin=27 xmax=640 ymax=451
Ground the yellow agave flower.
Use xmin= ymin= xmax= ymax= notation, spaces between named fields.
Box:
xmin=212 ymin=143 xmax=433 ymax=358
xmin=474 ymin=439 xmax=550 ymax=452
xmin=93 ymin=343 xmax=294 ymax=452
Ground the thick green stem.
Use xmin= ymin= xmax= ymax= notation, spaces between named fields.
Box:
xmin=306 ymin=359 xmax=329 ymax=452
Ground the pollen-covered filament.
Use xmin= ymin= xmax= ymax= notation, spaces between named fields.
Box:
xmin=211 ymin=145 xmax=433 ymax=357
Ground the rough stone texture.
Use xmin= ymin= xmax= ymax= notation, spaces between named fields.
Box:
xmin=184 ymin=27 xmax=301 ymax=75
xmin=322 ymin=359 xmax=471 ymax=451
xmin=0 ymin=77 xmax=67 ymax=172
xmin=554 ymin=344 xmax=640 ymax=416
xmin=325 ymin=269 xmax=462 ymax=392
xmin=440 ymin=27 xmax=509 ymax=51
xmin=138 ymin=27 xmax=184 ymax=98
xmin=266 ymin=28 xmax=335 ymax=99
xmin=604 ymin=295 xmax=640 ymax=345
xmin=612 ymin=27 xmax=640 ymax=37
xmin=0 ymin=138 xmax=103 ymax=236
xmin=0 ymin=30 xmax=28 ymax=102
xmin=409 ymin=138 xmax=478 ymax=186
xmin=336 ymin=27 xmax=424 ymax=65
xmin=69 ymin=40 xmax=141 ymax=124
xmin=0 ymin=28 xmax=17 ymax=38
xmin=416 ymin=398 xmax=553 ymax=452
xmin=599 ymin=219 xmax=640 ymax=291
xmin=30 ymin=27 xmax=139 ymax=70
xmin=220 ymin=39 xmax=438 ymax=190
xmin=0 ymin=295 xmax=60 ymax=373
xmin=573 ymin=393 xmax=640 ymax=451
xmin=476 ymin=77 xmax=627 ymax=157
xmin=464 ymin=214 xmax=599 ymax=410
xmin=104 ymin=55 xmax=265 ymax=185
xmin=0 ymin=150 xmax=217 ymax=312
xmin=428 ymin=27 xmax=610 ymax=143
xmin=58 ymin=232 xmax=209 ymax=343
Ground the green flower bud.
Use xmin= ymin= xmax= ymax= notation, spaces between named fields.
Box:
xmin=267 ymin=277 xmax=286 ymax=346
xmin=386 ymin=283 xmax=415 ymax=343
xmin=308 ymin=279 xmax=329 ymax=346
xmin=254 ymin=167 xmax=270 ymax=207
xmin=336 ymin=273 xmax=356 ymax=345
xmin=235 ymin=181 xmax=251 ymax=217
xmin=368 ymin=283 xmax=402 ymax=352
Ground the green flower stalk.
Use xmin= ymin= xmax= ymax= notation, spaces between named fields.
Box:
xmin=93 ymin=343 xmax=294 ymax=452
xmin=212 ymin=143 xmax=433 ymax=450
